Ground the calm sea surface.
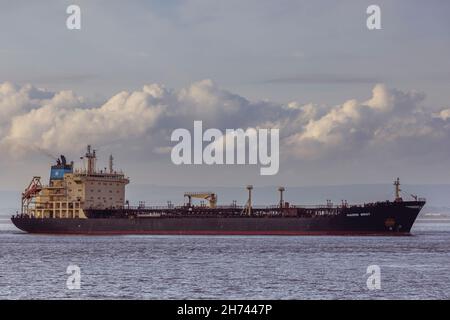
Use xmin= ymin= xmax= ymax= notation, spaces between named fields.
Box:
xmin=0 ymin=218 xmax=449 ymax=300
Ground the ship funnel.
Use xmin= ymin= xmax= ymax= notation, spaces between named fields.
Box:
xmin=60 ymin=155 xmax=67 ymax=166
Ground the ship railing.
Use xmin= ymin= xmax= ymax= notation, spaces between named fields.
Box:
xmin=289 ymin=201 xmax=419 ymax=209
xmin=113 ymin=204 xmax=369 ymax=210
xmin=73 ymin=169 xmax=128 ymax=179
xmin=115 ymin=199 xmax=427 ymax=212
xmin=121 ymin=204 xmax=343 ymax=210
xmin=123 ymin=205 xmax=287 ymax=210
xmin=128 ymin=207 xmax=247 ymax=211
xmin=289 ymin=204 xmax=345 ymax=209
xmin=124 ymin=205 xmax=176 ymax=210
xmin=216 ymin=205 xmax=245 ymax=209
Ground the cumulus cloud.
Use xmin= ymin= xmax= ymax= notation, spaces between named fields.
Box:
xmin=1 ymin=84 xmax=164 ymax=154
xmin=283 ymin=84 xmax=431 ymax=158
xmin=0 ymin=80 xmax=450 ymax=166
xmin=437 ymin=108 xmax=450 ymax=121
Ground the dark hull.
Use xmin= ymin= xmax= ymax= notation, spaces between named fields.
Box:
xmin=11 ymin=201 xmax=424 ymax=236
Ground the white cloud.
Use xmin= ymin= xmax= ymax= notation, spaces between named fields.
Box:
xmin=1 ymin=80 xmax=450 ymax=166
xmin=0 ymin=84 xmax=165 ymax=155
xmin=283 ymin=84 xmax=435 ymax=159
xmin=437 ymin=108 xmax=450 ymax=121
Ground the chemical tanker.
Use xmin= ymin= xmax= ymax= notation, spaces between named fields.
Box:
xmin=11 ymin=146 xmax=426 ymax=235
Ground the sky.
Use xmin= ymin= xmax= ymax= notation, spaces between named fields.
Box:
xmin=1 ymin=0 xmax=450 ymax=190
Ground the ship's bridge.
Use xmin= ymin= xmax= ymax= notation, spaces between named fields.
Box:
xmin=21 ymin=146 xmax=130 ymax=219
xmin=50 ymin=155 xmax=73 ymax=182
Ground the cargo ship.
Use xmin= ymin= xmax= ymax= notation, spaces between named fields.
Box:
xmin=11 ymin=146 xmax=426 ymax=235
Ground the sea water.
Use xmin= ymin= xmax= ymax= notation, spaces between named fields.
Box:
xmin=0 ymin=218 xmax=449 ymax=299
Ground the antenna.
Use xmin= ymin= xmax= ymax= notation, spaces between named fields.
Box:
xmin=278 ymin=186 xmax=285 ymax=209
xmin=109 ymin=155 xmax=114 ymax=174
xmin=243 ymin=185 xmax=253 ymax=216
xmin=85 ymin=145 xmax=97 ymax=174
xmin=394 ymin=177 xmax=402 ymax=202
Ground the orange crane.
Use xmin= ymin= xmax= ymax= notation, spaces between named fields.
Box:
xmin=21 ymin=176 xmax=43 ymax=214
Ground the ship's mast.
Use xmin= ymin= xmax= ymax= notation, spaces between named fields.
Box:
xmin=394 ymin=177 xmax=402 ymax=202
xmin=243 ymin=185 xmax=253 ymax=216
xmin=278 ymin=186 xmax=285 ymax=209
xmin=85 ymin=145 xmax=97 ymax=175
xmin=109 ymin=155 xmax=114 ymax=174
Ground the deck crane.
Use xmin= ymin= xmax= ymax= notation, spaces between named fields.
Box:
xmin=21 ymin=176 xmax=43 ymax=215
xmin=184 ymin=192 xmax=217 ymax=208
